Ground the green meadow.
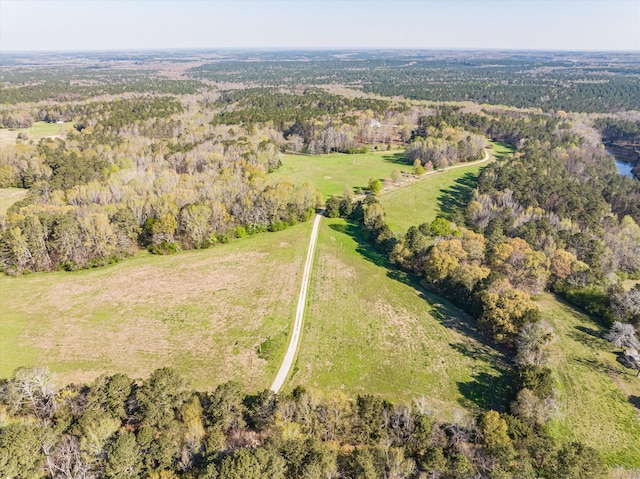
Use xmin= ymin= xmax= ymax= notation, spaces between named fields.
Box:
xmin=538 ymin=295 xmax=640 ymax=467
xmin=0 ymin=187 xmax=27 ymax=215
xmin=0 ymin=222 xmax=313 ymax=391
xmin=274 ymin=149 xmax=411 ymax=198
xmin=379 ymin=141 xmax=515 ymax=234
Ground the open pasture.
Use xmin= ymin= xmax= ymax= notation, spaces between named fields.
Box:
xmin=538 ymin=295 xmax=640 ymax=467
xmin=379 ymin=141 xmax=514 ymax=234
xmin=0 ymin=222 xmax=312 ymax=391
xmin=274 ymin=149 xmax=411 ymax=198
xmin=0 ymin=121 xmax=72 ymax=146
xmin=0 ymin=188 xmax=27 ymax=215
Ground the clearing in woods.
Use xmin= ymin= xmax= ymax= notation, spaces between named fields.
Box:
xmin=0 ymin=187 xmax=27 ymax=215
xmin=289 ymin=217 xmax=511 ymax=419
xmin=0 ymin=121 xmax=73 ymax=146
xmin=274 ymin=149 xmax=412 ymax=198
xmin=0 ymin=222 xmax=312 ymax=391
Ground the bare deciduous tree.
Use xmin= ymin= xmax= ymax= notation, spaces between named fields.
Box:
xmin=605 ymin=321 xmax=640 ymax=349
xmin=515 ymin=320 xmax=555 ymax=367
xmin=7 ymin=367 xmax=59 ymax=421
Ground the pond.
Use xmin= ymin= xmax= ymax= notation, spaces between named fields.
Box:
xmin=615 ymin=158 xmax=634 ymax=178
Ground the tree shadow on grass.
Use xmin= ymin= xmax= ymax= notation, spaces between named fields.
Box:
xmin=330 ymin=220 xmax=506 ymax=353
xmin=457 ymin=371 xmax=514 ymax=412
xmin=381 ymin=152 xmax=407 ymax=166
xmin=568 ymin=325 xmax=609 ymax=349
xmin=329 ymin=221 xmax=387 ymax=267
xmin=436 ymin=171 xmax=483 ymax=218
xmin=329 ymin=218 xmax=512 ymax=410
xmin=572 ymin=357 xmax=613 ymax=376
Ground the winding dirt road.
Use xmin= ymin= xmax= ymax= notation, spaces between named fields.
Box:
xmin=270 ymin=211 xmax=323 ymax=393
xmin=269 ymin=149 xmax=490 ymax=393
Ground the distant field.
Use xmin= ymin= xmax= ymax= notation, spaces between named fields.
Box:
xmin=0 ymin=223 xmax=311 ymax=391
xmin=0 ymin=188 xmax=27 ymax=215
xmin=289 ymin=217 xmax=510 ymax=418
xmin=274 ymin=149 xmax=411 ymax=198
xmin=379 ymin=141 xmax=515 ymax=234
xmin=0 ymin=121 xmax=72 ymax=146
xmin=538 ymin=294 xmax=640 ymax=467
xmin=488 ymin=141 xmax=515 ymax=161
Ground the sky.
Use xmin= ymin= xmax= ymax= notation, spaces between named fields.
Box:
xmin=1 ymin=0 xmax=639 ymax=52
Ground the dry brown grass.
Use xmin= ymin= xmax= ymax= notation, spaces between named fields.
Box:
xmin=0 ymin=223 xmax=312 ymax=391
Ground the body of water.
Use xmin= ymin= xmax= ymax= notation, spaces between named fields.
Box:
xmin=606 ymin=147 xmax=636 ymax=178
xmin=615 ymin=158 xmax=634 ymax=178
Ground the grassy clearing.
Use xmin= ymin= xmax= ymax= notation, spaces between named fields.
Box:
xmin=538 ymin=294 xmax=640 ymax=467
xmin=289 ymin=217 xmax=510 ymax=418
xmin=0 ymin=121 xmax=72 ymax=146
xmin=379 ymin=163 xmax=485 ymax=234
xmin=273 ymin=149 xmax=411 ymax=198
xmin=0 ymin=222 xmax=312 ymax=391
xmin=488 ymin=140 xmax=515 ymax=161
xmin=0 ymin=188 xmax=27 ymax=215
xmin=379 ymin=141 xmax=514 ymax=234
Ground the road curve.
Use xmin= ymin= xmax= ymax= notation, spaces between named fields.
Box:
xmin=270 ymin=211 xmax=323 ymax=393
xmin=402 ymin=148 xmax=490 ymax=182
xmin=354 ymin=148 xmax=490 ymax=201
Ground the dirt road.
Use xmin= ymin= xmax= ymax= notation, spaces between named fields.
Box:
xmin=269 ymin=211 xmax=323 ymax=393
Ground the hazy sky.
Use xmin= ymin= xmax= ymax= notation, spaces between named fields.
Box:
xmin=1 ymin=0 xmax=639 ymax=52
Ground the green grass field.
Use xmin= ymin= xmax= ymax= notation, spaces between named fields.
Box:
xmin=379 ymin=141 xmax=515 ymax=234
xmin=274 ymin=149 xmax=411 ymax=198
xmin=488 ymin=141 xmax=515 ymax=161
xmin=0 ymin=188 xmax=27 ymax=215
xmin=538 ymin=294 xmax=640 ymax=467
xmin=0 ymin=222 xmax=312 ymax=391
xmin=379 ymin=163 xmax=486 ymax=234
xmin=0 ymin=121 xmax=72 ymax=146
xmin=289 ymin=217 xmax=510 ymax=418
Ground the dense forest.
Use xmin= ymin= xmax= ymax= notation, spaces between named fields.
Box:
xmin=1 ymin=50 xmax=640 ymax=477
xmin=187 ymin=52 xmax=640 ymax=114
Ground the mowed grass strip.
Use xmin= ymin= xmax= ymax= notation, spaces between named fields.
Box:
xmin=0 ymin=222 xmax=312 ymax=391
xmin=0 ymin=121 xmax=72 ymax=146
xmin=0 ymin=188 xmax=27 ymax=215
xmin=273 ymin=149 xmax=411 ymax=198
xmin=538 ymin=295 xmax=640 ymax=467
xmin=290 ymin=217 xmax=510 ymax=418
xmin=379 ymin=141 xmax=514 ymax=235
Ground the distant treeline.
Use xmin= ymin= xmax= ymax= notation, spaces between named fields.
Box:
xmin=189 ymin=59 xmax=640 ymax=113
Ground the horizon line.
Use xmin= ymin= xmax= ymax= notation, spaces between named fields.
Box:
xmin=2 ymin=46 xmax=640 ymax=55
